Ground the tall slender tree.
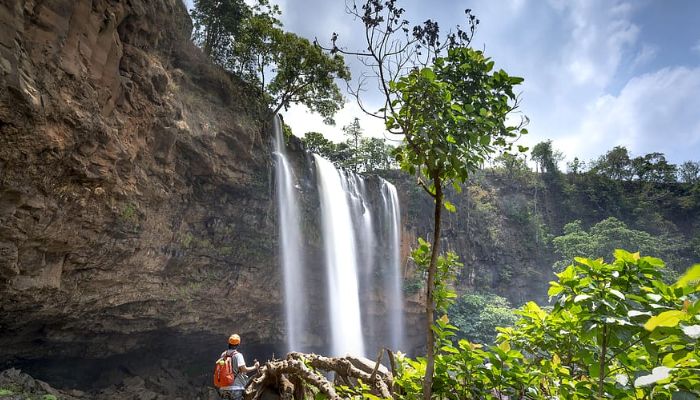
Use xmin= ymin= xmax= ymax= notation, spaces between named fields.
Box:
xmin=343 ymin=117 xmax=363 ymax=172
xmin=318 ymin=2 xmax=527 ymax=397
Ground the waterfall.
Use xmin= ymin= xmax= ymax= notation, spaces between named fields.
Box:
xmin=314 ymin=155 xmax=366 ymax=357
xmin=273 ymin=122 xmax=404 ymax=356
xmin=382 ymin=181 xmax=404 ymax=351
xmin=272 ymin=117 xmax=307 ymax=353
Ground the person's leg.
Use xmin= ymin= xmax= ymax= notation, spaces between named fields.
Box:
xmin=232 ymin=389 xmax=244 ymax=400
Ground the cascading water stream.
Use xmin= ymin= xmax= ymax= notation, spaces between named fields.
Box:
xmin=314 ymin=155 xmax=366 ymax=356
xmin=382 ymin=181 xmax=404 ymax=350
xmin=273 ymin=123 xmax=404 ymax=356
xmin=272 ymin=117 xmax=307 ymax=353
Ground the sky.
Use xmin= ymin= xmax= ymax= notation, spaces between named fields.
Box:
xmin=183 ymin=0 xmax=700 ymax=166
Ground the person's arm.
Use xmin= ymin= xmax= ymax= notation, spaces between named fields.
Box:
xmin=241 ymin=361 xmax=259 ymax=374
xmin=237 ymin=354 xmax=259 ymax=374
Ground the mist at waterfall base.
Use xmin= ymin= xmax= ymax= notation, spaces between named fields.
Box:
xmin=273 ymin=119 xmax=405 ymax=357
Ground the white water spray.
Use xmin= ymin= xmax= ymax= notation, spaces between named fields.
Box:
xmin=314 ymin=155 xmax=366 ymax=356
xmin=272 ymin=117 xmax=307 ymax=353
xmin=382 ymin=181 xmax=404 ymax=350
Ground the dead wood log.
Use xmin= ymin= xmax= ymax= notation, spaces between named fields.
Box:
xmin=246 ymin=358 xmax=340 ymax=400
xmin=278 ymin=374 xmax=294 ymax=400
xmin=245 ymin=352 xmax=394 ymax=400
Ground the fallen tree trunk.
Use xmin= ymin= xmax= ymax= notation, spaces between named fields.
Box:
xmin=245 ymin=351 xmax=394 ymax=400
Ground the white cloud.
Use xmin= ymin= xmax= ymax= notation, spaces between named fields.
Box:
xmin=557 ymin=0 xmax=639 ymax=89
xmin=562 ymin=66 xmax=700 ymax=163
xmin=631 ymin=44 xmax=658 ymax=69
xmin=283 ymin=101 xmax=395 ymax=144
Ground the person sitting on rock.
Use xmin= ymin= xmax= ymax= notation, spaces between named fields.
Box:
xmin=218 ymin=333 xmax=259 ymax=400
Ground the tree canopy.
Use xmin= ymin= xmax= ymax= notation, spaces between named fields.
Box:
xmin=530 ymin=140 xmax=563 ymax=174
xmin=190 ymin=0 xmax=350 ymax=122
xmin=449 ymin=292 xmax=517 ymax=345
xmin=300 ymin=128 xmax=396 ymax=173
xmin=551 ymin=217 xmax=691 ymax=275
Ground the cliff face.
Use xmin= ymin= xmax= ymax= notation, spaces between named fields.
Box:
xmin=390 ymin=167 xmax=699 ymax=307
xmin=0 ymin=0 xmax=281 ymax=389
xmin=390 ymin=171 xmax=554 ymax=306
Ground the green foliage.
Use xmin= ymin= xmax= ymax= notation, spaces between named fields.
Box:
xmin=552 ymin=217 xmax=686 ymax=274
xmin=191 ymin=0 xmax=349 ymax=122
xmin=493 ymin=153 xmax=532 ymax=182
xmin=392 ymin=251 xmax=700 ymax=399
xmin=567 ymin=157 xmax=587 ymax=175
xmin=590 ymin=146 xmax=633 ymax=181
xmin=327 ymin=4 xmax=525 ymax=396
xmin=358 ymin=137 xmax=394 ymax=172
xmin=301 ymin=132 xmax=338 ymax=159
xmin=530 ymin=140 xmax=563 ymax=174
xmin=121 ymin=203 xmax=137 ymax=221
xmin=449 ymin=292 xmax=518 ymax=345
xmin=391 ymin=47 xmax=524 ymax=193
xmin=0 ymin=387 xmax=57 ymax=399
xmin=410 ymin=237 xmax=461 ymax=316
xmin=678 ymin=161 xmax=700 ymax=184
xmin=341 ymin=118 xmax=392 ymax=172
xmin=343 ymin=117 xmax=363 ymax=170
xmin=301 ymin=129 xmax=395 ymax=173
xmin=190 ymin=0 xmax=251 ymax=63
xmin=631 ymin=152 xmax=677 ymax=184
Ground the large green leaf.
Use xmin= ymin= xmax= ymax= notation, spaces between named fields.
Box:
xmin=644 ymin=310 xmax=687 ymax=331
xmin=675 ymin=264 xmax=700 ymax=289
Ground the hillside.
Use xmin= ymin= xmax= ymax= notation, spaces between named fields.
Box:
xmin=388 ymin=166 xmax=700 ymax=305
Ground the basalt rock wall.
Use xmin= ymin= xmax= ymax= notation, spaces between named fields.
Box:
xmin=0 ymin=0 xmax=282 ymax=390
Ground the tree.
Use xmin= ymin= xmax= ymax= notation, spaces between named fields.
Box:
xmin=319 ymin=4 xmax=526 ymax=396
xmin=391 ymin=49 xmax=524 ymax=399
xmin=678 ymin=161 xmax=700 ymax=184
xmin=551 ymin=217 xmax=685 ymax=273
xmin=358 ymin=137 xmax=393 ymax=172
xmin=494 ymin=153 xmax=528 ymax=175
xmin=631 ymin=152 xmax=677 ymax=183
xmin=678 ymin=161 xmax=700 ymax=185
xmin=300 ymin=132 xmax=356 ymax=168
xmin=190 ymin=0 xmax=251 ymax=64
xmin=301 ymin=132 xmax=336 ymax=158
xmin=191 ymin=1 xmax=350 ymax=122
xmin=393 ymin=253 xmax=700 ymax=400
xmin=530 ymin=140 xmax=562 ymax=174
xmin=567 ymin=157 xmax=587 ymax=175
xmin=449 ymin=292 xmax=517 ymax=345
xmin=342 ymin=118 xmax=363 ymax=172
xmin=590 ymin=146 xmax=632 ymax=181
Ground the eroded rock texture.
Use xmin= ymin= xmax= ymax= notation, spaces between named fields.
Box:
xmin=0 ymin=0 xmax=280 ymax=388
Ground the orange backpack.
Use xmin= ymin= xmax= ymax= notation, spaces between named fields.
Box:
xmin=213 ymin=351 xmax=237 ymax=388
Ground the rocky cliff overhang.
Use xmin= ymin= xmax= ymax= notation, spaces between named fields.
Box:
xmin=0 ymin=0 xmax=282 ymax=388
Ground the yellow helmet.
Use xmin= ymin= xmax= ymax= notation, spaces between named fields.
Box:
xmin=228 ymin=334 xmax=241 ymax=345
